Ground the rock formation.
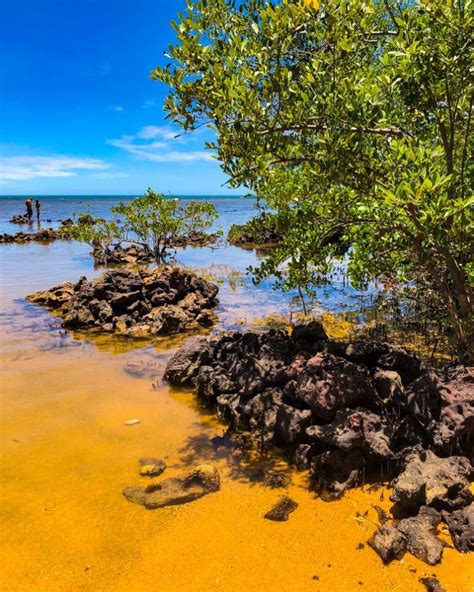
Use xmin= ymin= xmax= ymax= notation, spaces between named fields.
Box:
xmin=164 ymin=323 xmax=473 ymax=563
xmin=27 ymin=267 xmax=219 ymax=337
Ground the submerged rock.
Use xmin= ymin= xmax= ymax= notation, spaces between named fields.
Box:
xmin=123 ymin=464 xmax=220 ymax=509
xmin=264 ymin=496 xmax=298 ymax=521
xmin=27 ymin=267 xmax=218 ymax=337
xmin=138 ymin=457 xmax=166 ymax=477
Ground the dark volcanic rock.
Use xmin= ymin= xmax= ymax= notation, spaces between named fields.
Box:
xmin=0 ymin=226 xmax=70 ymax=244
xmin=288 ymin=352 xmax=374 ymax=421
xmin=397 ymin=506 xmax=443 ymax=565
xmin=264 ymin=496 xmax=298 ymax=521
xmin=377 ymin=346 xmax=425 ymax=386
xmin=368 ymin=524 xmax=407 ymax=564
xmin=164 ymin=338 xmax=214 ymax=386
xmin=164 ymin=328 xmax=474 ymax=516
xmin=27 ymin=267 xmax=218 ymax=337
xmin=442 ymin=505 xmax=474 ymax=553
xmin=390 ymin=449 xmax=473 ymax=511
xmin=92 ymin=232 xmax=218 ymax=266
xmin=310 ymin=448 xmax=366 ymax=498
xmin=306 ymin=408 xmax=393 ymax=460
xmin=123 ymin=464 xmax=220 ymax=508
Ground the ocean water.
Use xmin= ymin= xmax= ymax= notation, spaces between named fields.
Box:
xmin=0 ymin=195 xmax=371 ymax=316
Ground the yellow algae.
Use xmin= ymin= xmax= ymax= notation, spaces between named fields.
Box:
xmin=322 ymin=311 xmax=359 ymax=341
xmin=1 ymin=322 xmax=473 ymax=592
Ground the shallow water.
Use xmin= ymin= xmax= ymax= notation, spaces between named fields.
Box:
xmin=0 ymin=197 xmax=472 ymax=591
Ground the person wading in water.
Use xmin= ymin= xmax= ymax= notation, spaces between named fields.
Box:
xmin=35 ymin=200 xmax=41 ymax=222
xmin=25 ymin=198 xmax=33 ymax=222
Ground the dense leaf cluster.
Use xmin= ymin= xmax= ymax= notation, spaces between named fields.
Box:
xmin=154 ymin=0 xmax=473 ymax=360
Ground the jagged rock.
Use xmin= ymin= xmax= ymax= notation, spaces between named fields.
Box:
xmin=306 ymin=408 xmax=393 ymax=459
xmin=433 ymin=401 xmax=474 ymax=456
xmin=0 ymin=226 xmax=70 ymax=244
xmin=442 ymin=505 xmax=474 ymax=553
xmin=405 ymin=370 xmax=447 ymax=429
xmin=138 ymin=457 xmax=166 ymax=477
xmin=345 ymin=341 xmax=390 ymax=367
xmin=287 ymin=353 xmax=374 ymax=421
xmin=27 ymin=267 xmax=218 ymax=337
xmin=164 ymin=328 xmax=473 ymax=507
xmin=123 ymin=464 xmax=220 ymax=508
xmin=310 ymin=448 xmax=366 ymax=498
xmin=368 ymin=524 xmax=407 ymax=564
xmin=419 ymin=577 xmax=446 ymax=592
xmin=397 ymin=507 xmax=443 ymax=565
xmin=92 ymin=233 xmax=218 ymax=265
xmin=277 ymin=404 xmax=312 ymax=445
xmin=374 ymin=369 xmax=404 ymax=404
xmin=264 ymin=496 xmax=298 ymax=521
xmin=377 ymin=346 xmax=425 ymax=386
xmin=26 ymin=282 xmax=74 ymax=307
xmin=390 ymin=449 xmax=473 ymax=511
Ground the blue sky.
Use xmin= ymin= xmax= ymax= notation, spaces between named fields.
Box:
xmin=0 ymin=0 xmax=240 ymax=195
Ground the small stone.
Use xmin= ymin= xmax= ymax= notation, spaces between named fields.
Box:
xmin=138 ymin=457 xmax=166 ymax=477
xmin=264 ymin=496 xmax=298 ymax=521
xmin=124 ymin=419 xmax=141 ymax=426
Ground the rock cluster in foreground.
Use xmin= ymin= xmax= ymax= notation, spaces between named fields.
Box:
xmin=164 ymin=323 xmax=473 ymax=563
xmin=27 ymin=267 xmax=219 ymax=337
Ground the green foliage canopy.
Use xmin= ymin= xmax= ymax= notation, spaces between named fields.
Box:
xmin=154 ymin=0 xmax=473 ymax=360
xmin=112 ymin=188 xmax=218 ymax=262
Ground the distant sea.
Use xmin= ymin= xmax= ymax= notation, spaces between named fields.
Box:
xmin=0 ymin=195 xmax=257 ymax=235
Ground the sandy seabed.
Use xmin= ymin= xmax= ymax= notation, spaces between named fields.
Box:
xmin=1 ymin=310 xmax=473 ymax=592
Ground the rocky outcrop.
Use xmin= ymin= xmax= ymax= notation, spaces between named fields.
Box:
xmin=228 ymin=213 xmax=282 ymax=249
xmin=442 ymin=505 xmax=474 ymax=553
xmin=165 ymin=327 xmax=473 ymax=493
xmin=390 ymin=449 xmax=472 ymax=511
xmin=164 ymin=324 xmax=473 ymax=563
xmin=0 ymin=227 xmax=70 ymax=244
xmin=123 ymin=464 xmax=220 ymax=508
xmin=27 ymin=267 xmax=219 ymax=337
xmin=92 ymin=232 xmax=218 ymax=266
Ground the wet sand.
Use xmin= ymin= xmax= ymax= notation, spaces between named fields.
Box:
xmin=1 ymin=311 xmax=472 ymax=592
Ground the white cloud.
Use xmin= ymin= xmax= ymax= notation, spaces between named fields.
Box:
xmin=0 ymin=156 xmax=110 ymax=181
xmin=114 ymin=105 xmax=124 ymax=112
xmin=108 ymin=125 xmax=214 ymax=163
xmin=142 ymin=100 xmax=156 ymax=108
xmin=137 ymin=125 xmax=178 ymax=140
